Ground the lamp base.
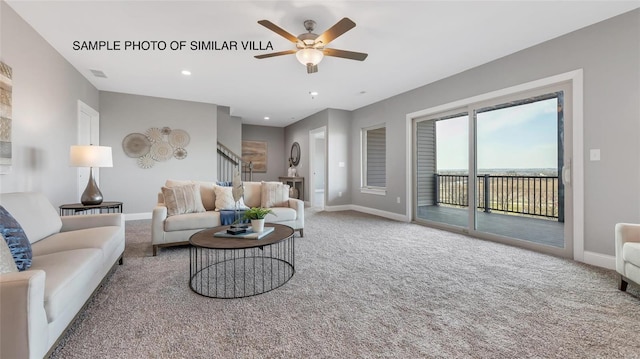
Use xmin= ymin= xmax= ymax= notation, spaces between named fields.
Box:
xmin=81 ymin=168 xmax=103 ymax=205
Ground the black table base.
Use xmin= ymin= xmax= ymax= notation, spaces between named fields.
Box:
xmin=189 ymin=233 xmax=295 ymax=299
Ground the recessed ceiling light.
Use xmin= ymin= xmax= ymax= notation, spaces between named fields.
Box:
xmin=181 ymin=70 xmax=191 ymax=76
xmin=309 ymin=91 xmax=319 ymax=96
xmin=264 ymin=116 xmax=270 ymax=120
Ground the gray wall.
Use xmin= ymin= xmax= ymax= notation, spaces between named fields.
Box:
xmin=99 ymin=92 xmax=217 ymax=214
xmin=216 ymin=106 xmax=242 ymax=155
xmin=284 ymin=110 xmax=329 ymax=201
xmin=241 ymin=124 xmax=285 ymax=182
xmin=350 ymin=10 xmax=640 ymax=256
xmin=0 ymin=2 xmax=99 ymax=207
xmin=326 ymin=109 xmax=351 ymax=206
xmin=284 ymin=108 xmax=351 ymax=206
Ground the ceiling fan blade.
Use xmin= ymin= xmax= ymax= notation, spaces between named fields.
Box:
xmin=315 ymin=17 xmax=356 ymax=46
xmin=254 ymin=50 xmax=297 ymax=59
xmin=257 ymin=20 xmax=299 ymax=43
xmin=323 ymin=48 xmax=368 ymax=61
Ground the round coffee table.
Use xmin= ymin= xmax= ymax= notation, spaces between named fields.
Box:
xmin=189 ymin=223 xmax=295 ymax=299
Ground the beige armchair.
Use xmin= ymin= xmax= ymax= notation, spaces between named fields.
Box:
xmin=614 ymin=223 xmax=640 ymax=292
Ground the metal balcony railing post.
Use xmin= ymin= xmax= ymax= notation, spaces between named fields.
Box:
xmin=484 ymin=174 xmax=491 ymax=213
xmin=434 ymin=174 xmax=440 ymax=206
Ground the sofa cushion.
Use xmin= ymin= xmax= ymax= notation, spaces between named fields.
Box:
xmin=0 ymin=234 xmax=18 ymax=273
xmin=162 ymin=183 xmax=206 ymax=216
xmin=194 ymin=181 xmax=216 ymax=211
xmin=0 ymin=205 xmax=32 ymax=271
xmin=164 ymin=211 xmax=221 ymax=232
xmin=623 ymin=242 xmax=640 ymax=266
xmin=214 ymin=185 xmax=249 ymax=211
xmin=0 ymin=192 xmax=62 ymax=244
xmin=30 ymin=248 xmax=102 ymax=323
xmin=165 ymin=180 xmax=216 ymax=211
xmin=261 ymin=182 xmax=290 ymax=208
xmin=31 ymin=226 xmax=123 ymax=262
xmin=243 ymin=182 xmax=262 ymax=208
xmin=267 ymin=207 xmax=297 ymax=222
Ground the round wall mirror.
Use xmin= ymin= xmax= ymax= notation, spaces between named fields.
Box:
xmin=290 ymin=142 xmax=300 ymax=166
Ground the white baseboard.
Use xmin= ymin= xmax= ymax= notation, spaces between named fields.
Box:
xmin=125 ymin=212 xmax=152 ymax=221
xmin=582 ymin=251 xmax=615 ymax=270
xmin=324 ymin=205 xmax=352 ymax=212
xmin=324 ymin=204 xmax=409 ymax=222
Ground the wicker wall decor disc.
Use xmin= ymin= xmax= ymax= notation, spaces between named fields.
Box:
xmin=122 ymin=133 xmax=151 ymax=158
xmin=169 ymin=129 xmax=190 ymax=148
xmin=151 ymin=141 xmax=173 ymax=161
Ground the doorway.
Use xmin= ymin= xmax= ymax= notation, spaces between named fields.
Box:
xmin=309 ymin=127 xmax=326 ymax=209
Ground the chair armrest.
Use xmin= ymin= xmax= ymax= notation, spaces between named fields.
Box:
xmin=615 ymin=223 xmax=640 ymax=275
xmin=0 ymin=270 xmax=49 ymax=359
xmin=151 ymin=205 xmax=168 ymax=244
xmin=288 ymin=198 xmax=304 ymax=229
xmin=60 ymin=213 xmax=124 ymax=232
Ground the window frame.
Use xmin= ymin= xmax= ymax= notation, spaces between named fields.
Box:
xmin=361 ymin=123 xmax=387 ymax=195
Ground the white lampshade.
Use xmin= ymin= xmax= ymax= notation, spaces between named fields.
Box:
xmin=296 ymin=48 xmax=324 ymax=66
xmin=69 ymin=145 xmax=113 ymax=168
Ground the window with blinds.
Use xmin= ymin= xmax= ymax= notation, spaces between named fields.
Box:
xmin=362 ymin=125 xmax=386 ymax=192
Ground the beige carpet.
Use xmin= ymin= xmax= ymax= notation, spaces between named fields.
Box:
xmin=50 ymin=209 xmax=640 ymax=358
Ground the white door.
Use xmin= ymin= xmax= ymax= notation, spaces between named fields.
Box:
xmin=77 ymin=101 xmax=100 ymax=201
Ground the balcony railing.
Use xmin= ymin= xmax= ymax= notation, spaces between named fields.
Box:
xmin=434 ymin=174 xmax=561 ymax=221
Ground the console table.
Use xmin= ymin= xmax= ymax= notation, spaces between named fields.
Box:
xmin=279 ymin=176 xmax=304 ymax=201
xmin=59 ymin=201 xmax=123 ymax=216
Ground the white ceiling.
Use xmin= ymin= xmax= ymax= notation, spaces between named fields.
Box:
xmin=6 ymin=1 xmax=640 ymax=127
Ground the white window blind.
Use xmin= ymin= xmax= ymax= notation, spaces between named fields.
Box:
xmin=364 ymin=126 xmax=386 ymax=188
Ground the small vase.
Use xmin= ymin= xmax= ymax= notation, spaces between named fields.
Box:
xmin=251 ymin=219 xmax=265 ymax=233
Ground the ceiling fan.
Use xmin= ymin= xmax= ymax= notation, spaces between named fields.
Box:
xmin=255 ymin=17 xmax=368 ymax=74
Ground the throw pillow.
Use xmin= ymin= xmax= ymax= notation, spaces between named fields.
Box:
xmin=213 ymin=185 xmax=249 ymax=211
xmin=0 ymin=234 xmax=18 ymax=274
xmin=0 ymin=205 xmax=32 ymax=271
xmin=261 ymin=181 xmax=290 ymax=208
xmin=161 ymin=183 xmax=206 ymax=216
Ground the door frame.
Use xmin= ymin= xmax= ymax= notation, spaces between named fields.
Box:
xmin=76 ymin=100 xmax=100 ymax=201
xmin=309 ymin=126 xmax=327 ymax=209
xmin=406 ymin=69 xmax=584 ymax=261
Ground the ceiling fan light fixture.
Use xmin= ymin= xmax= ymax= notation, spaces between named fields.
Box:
xmin=296 ymin=48 xmax=324 ymax=67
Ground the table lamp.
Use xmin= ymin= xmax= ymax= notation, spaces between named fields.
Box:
xmin=69 ymin=145 xmax=113 ymax=205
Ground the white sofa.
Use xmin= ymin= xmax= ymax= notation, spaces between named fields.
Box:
xmin=0 ymin=192 xmax=125 ymax=359
xmin=615 ymin=223 xmax=640 ymax=292
xmin=151 ymin=180 xmax=304 ymax=256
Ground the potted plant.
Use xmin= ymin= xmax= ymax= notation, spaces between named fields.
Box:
xmin=242 ymin=207 xmax=276 ymax=232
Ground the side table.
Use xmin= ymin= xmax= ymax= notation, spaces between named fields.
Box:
xmin=59 ymin=201 xmax=123 ymax=216
xmin=279 ymin=176 xmax=304 ymax=201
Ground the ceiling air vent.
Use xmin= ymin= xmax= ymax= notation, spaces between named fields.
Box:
xmin=90 ymin=69 xmax=107 ymax=78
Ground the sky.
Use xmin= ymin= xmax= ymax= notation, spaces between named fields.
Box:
xmin=436 ymin=98 xmax=558 ymax=170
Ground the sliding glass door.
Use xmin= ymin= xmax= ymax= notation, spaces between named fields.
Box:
xmin=414 ymin=83 xmax=572 ymax=258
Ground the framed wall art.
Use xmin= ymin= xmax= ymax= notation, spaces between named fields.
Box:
xmin=0 ymin=61 xmax=13 ymax=174
xmin=242 ymin=140 xmax=267 ymax=173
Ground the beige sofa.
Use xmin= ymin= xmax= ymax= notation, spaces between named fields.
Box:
xmin=0 ymin=192 xmax=125 ymax=359
xmin=615 ymin=223 xmax=640 ymax=292
xmin=152 ymin=180 xmax=304 ymax=256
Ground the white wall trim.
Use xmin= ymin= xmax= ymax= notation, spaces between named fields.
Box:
xmin=324 ymin=204 xmax=410 ymax=222
xmin=125 ymin=212 xmax=152 ymax=221
xmin=583 ymin=251 xmax=615 ymax=270
xmin=405 ymin=69 xmax=585 ymax=261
